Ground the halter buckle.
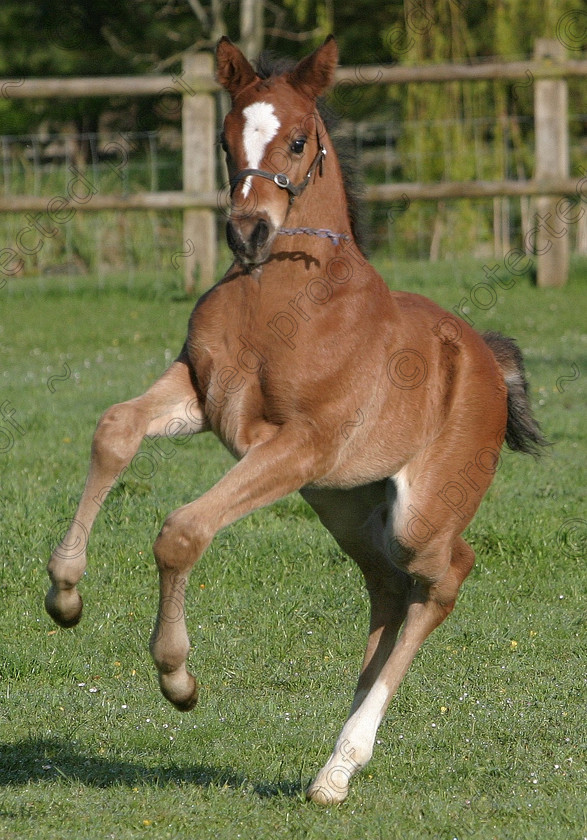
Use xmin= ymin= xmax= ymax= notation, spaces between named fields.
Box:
xmin=317 ymin=146 xmax=326 ymax=177
xmin=274 ymin=173 xmax=291 ymax=189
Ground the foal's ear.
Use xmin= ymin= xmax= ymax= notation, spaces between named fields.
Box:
xmin=289 ymin=35 xmax=338 ymax=99
xmin=216 ymin=36 xmax=258 ymax=99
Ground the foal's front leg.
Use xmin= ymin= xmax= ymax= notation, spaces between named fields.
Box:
xmin=149 ymin=427 xmax=323 ymax=711
xmin=46 ymin=355 xmax=206 ymax=628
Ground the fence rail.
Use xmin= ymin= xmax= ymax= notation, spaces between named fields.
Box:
xmin=1 ymin=40 xmax=586 ymax=290
xmin=4 ymin=58 xmax=587 ymax=98
xmin=1 ymin=178 xmax=582 ymax=215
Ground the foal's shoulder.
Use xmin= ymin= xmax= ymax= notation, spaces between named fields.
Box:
xmin=389 ymin=289 xmax=451 ymax=320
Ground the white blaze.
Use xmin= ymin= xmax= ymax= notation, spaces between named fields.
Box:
xmin=241 ymin=102 xmax=280 ymax=198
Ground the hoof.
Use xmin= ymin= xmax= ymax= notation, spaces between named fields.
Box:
xmin=45 ymin=586 xmax=83 ymax=628
xmin=306 ymin=780 xmax=349 ymax=806
xmin=159 ymin=670 xmax=199 ymax=712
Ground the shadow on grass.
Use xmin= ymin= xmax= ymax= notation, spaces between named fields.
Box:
xmin=0 ymin=738 xmax=302 ymax=800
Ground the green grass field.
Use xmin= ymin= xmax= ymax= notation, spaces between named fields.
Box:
xmin=0 ymin=255 xmax=585 ymax=839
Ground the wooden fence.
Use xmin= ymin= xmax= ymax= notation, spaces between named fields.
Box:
xmin=1 ymin=39 xmax=586 ymax=291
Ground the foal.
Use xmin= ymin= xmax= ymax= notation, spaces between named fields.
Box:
xmin=46 ymin=36 xmax=545 ymax=804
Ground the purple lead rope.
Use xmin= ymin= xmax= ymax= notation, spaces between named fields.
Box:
xmin=277 ymin=227 xmax=351 ymax=246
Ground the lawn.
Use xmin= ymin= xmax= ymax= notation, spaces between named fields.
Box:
xmin=0 ymin=255 xmax=585 ymax=839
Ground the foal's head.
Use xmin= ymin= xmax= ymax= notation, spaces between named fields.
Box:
xmin=216 ymin=36 xmax=338 ymax=268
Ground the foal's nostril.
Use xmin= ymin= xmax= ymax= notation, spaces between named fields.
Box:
xmin=226 ymin=220 xmax=241 ymax=254
xmin=252 ymin=219 xmax=270 ymax=250
xmin=226 ymin=217 xmax=273 ymax=265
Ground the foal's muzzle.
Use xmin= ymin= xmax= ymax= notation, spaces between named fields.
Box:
xmin=226 ymin=215 xmax=275 ymax=268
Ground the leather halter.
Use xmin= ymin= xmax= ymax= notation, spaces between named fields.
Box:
xmin=229 ymin=127 xmax=327 ymax=205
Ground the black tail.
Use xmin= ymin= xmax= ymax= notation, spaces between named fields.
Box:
xmin=482 ymin=331 xmax=549 ymax=457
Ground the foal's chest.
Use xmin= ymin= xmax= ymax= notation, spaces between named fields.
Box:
xmin=186 ymin=281 xmax=292 ymax=454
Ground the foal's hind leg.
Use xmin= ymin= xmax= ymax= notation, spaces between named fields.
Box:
xmin=307 ymin=531 xmax=475 ymax=805
xmin=302 ymin=486 xmax=413 ymax=800
xmin=46 ymin=353 xmax=206 ymax=627
xmin=301 ymin=485 xmax=412 ymax=710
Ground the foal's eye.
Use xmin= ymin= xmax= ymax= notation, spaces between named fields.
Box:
xmin=290 ymin=138 xmax=306 ymax=155
xmin=220 ymin=133 xmax=229 ymax=153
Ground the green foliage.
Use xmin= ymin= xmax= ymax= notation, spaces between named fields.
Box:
xmin=1 ymin=1 xmax=585 ymax=265
xmin=1 ymin=0 xmax=585 ymax=133
xmin=0 ymin=1 xmax=210 ymax=134
xmin=0 ymin=257 xmax=585 ymax=837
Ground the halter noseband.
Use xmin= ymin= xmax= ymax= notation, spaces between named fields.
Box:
xmin=229 ymin=129 xmax=327 ymax=205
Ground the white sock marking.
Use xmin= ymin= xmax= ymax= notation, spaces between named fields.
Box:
xmin=241 ymin=102 xmax=280 ymax=198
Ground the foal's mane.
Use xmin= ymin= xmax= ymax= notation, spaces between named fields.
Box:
xmin=255 ymin=52 xmax=366 ymax=252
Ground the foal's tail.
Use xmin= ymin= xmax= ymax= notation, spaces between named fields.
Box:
xmin=482 ymin=331 xmax=549 ymax=457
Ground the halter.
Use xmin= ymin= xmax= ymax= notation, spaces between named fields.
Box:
xmin=229 ymin=127 xmax=327 ymax=205
xmin=228 ymin=120 xmax=350 ymax=248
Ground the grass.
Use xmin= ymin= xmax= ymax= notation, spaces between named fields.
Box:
xmin=0 ymin=255 xmax=585 ymax=839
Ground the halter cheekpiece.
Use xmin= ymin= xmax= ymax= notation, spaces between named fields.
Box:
xmin=229 ymin=128 xmax=327 ymax=205
xmin=229 ymin=120 xmax=349 ymax=246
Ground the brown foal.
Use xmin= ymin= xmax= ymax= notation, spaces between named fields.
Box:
xmin=46 ymin=36 xmax=545 ymax=804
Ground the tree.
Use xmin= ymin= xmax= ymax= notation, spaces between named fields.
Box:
xmin=0 ymin=1 xmax=233 ymax=139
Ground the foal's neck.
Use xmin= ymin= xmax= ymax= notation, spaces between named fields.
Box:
xmin=280 ymin=131 xmax=354 ymax=250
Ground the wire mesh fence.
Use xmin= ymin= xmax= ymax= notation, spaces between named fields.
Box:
xmin=1 ymin=112 xmax=585 ymax=279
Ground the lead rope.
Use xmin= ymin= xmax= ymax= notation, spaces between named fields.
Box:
xmin=277 ymin=226 xmax=350 ymax=246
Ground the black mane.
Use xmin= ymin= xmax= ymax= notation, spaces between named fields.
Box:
xmin=254 ymin=52 xmax=366 ymax=252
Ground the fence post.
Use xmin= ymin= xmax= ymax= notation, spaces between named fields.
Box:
xmin=534 ymin=39 xmax=569 ymax=288
xmin=240 ymin=0 xmax=264 ymax=59
xmin=182 ymin=51 xmax=216 ymax=294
